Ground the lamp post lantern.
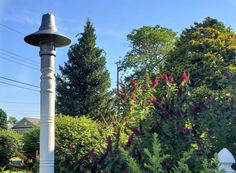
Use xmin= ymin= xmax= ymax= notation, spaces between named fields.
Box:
xmin=24 ymin=13 xmax=71 ymax=173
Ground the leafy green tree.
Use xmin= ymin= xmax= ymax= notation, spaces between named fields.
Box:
xmin=8 ymin=116 xmax=18 ymax=127
xmin=163 ymin=19 xmax=236 ymax=156
xmin=164 ymin=17 xmax=236 ymax=94
xmin=0 ymin=130 xmax=22 ymax=167
xmin=0 ymin=109 xmax=7 ymax=130
xmin=56 ymin=20 xmax=113 ymax=119
xmin=119 ymin=25 xmax=176 ymax=81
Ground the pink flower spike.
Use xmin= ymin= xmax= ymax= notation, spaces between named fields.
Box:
xmin=163 ymin=73 xmax=169 ymax=82
xmin=131 ymin=80 xmax=138 ymax=89
xmin=169 ymin=76 xmax=174 ymax=83
xmin=130 ymin=93 xmax=137 ymax=100
xmin=181 ymin=71 xmax=188 ymax=84
xmin=119 ymin=92 xmax=126 ymax=100
xmin=152 ymin=79 xmax=158 ymax=88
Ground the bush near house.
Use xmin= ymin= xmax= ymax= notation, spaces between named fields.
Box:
xmin=23 ymin=116 xmax=112 ymax=172
xmin=0 ymin=130 xmax=22 ymax=168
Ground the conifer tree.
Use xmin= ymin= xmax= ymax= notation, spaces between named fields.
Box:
xmin=0 ymin=108 xmax=7 ymax=129
xmin=56 ymin=20 xmax=112 ymax=119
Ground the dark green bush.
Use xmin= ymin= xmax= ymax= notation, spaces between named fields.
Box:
xmin=23 ymin=125 xmax=39 ymax=161
xmin=0 ymin=130 xmax=22 ymax=167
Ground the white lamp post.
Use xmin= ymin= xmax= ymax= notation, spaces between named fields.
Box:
xmin=24 ymin=13 xmax=71 ymax=173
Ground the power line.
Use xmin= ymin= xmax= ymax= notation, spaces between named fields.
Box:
xmin=0 ymin=52 xmax=60 ymax=72
xmin=0 ymin=81 xmax=39 ymax=92
xmin=0 ymin=23 xmax=25 ymax=36
xmin=0 ymin=101 xmax=39 ymax=104
xmin=0 ymin=52 xmax=39 ymax=68
xmin=7 ymin=112 xmax=39 ymax=115
xmin=0 ymin=50 xmax=39 ymax=66
xmin=0 ymin=76 xmax=39 ymax=88
xmin=0 ymin=48 xmax=39 ymax=63
xmin=0 ymin=55 xmax=40 ymax=71
xmin=6 ymin=110 xmax=39 ymax=113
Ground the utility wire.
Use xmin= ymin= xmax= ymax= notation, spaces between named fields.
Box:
xmin=0 ymin=101 xmax=39 ymax=104
xmin=6 ymin=110 xmax=39 ymax=113
xmin=0 ymin=76 xmax=39 ymax=88
xmin=0 ymin=55 xmax=40 ymax=71
xmin=0 ymin=54 xmax=61 ymax=73
xmin=0 ymin=50 xmax=39 ymax=66
xmin=0 ymin=23 xmax=25 ymax=36
xmin=0 ymin=48 xmax=39 ymax=63
xmin=7 ymin=112 xmax=39 ymax=115
xmin=0 ymin=24 xmax=62 ymax=71
xmin=0 ymin=52 xmax=39 ymax=67
xmin=0 ymin=81 xmax=39 ymax=92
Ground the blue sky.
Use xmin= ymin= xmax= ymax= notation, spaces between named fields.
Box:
xmin=0 ymin=0 xmax=236 ymax=120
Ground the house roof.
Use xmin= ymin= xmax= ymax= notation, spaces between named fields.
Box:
xmin=11 ymin=117 xmax=40 ymax=129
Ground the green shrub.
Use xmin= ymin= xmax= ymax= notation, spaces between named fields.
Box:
xmin=0 ymin=130 xmax=22 ymax=167
xmin=22 ymin=116 xmax=112 ymax=172
xmin=23 ymin=125 xmax=39 ymax=163
xmin=55 ymin=115 xmax=112 ymax=172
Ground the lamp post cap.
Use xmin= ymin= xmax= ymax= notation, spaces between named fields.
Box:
xmin=24 ymin=13 xmax=71 ymax=47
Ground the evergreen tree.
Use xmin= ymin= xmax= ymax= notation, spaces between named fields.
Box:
xmin=0 ymin=108 xmax=7 ymax=130
xmin=56 ymin=20 xmax=112 ymax=119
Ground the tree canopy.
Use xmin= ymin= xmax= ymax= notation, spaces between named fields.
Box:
xmin=119 ymin=25 xmax=176 ymax=81
xmin=164 ymin=17 xmax=236 ymax=92
xmin=56 ymin=20 xmax=113 ymax=119
xmin=8 ymin=116 xmax=18 ymax=127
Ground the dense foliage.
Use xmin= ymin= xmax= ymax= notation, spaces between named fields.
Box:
xmin=164 ymin=17 xmax=236 ymax=97
xmin=11 ymin=17 xmax=236 ymax=172
xmin=56 ymin=20 xmax=113 ymax=119
xmin=7 ymin=116 xmax=18 ymax=127
xmin=0 ymin=130 xmax=22 ymax=167
xmin=55 ymin=115 xmax=112 ymax=172
xmin=22 ymin=116 xmax=112 ymax=172
xmin=118 ymin=25 xmax=176 ymax=81
xmin=59 ymin=71 xmax=230 ymax=172
xmin=0 ymin=109 xmax=8 ymax=130
xmin=23 ymin=125 xmax=39 ymax=164
xmin=163 ymin=17 xmax=236 ymax=159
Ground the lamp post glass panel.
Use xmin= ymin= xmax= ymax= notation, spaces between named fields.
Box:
xmin=24 ymin=13 xmax=71 ymax=173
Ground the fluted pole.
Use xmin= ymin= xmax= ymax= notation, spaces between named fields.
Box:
xmin=24 ymin=13 xmax=71 ymax=173
xmin=39 ymin=44 xmax=56 ymax=173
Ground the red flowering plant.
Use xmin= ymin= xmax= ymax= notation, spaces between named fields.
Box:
xmin=118 ymin=77 xmax=159 ymax=128
xmin=64 ymin=72 xmax=230 ymax=172
xmin=105 ymin=72 xmax=202 ymax=171
xmin=116 ymin=71 xmax=223 ymax=171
